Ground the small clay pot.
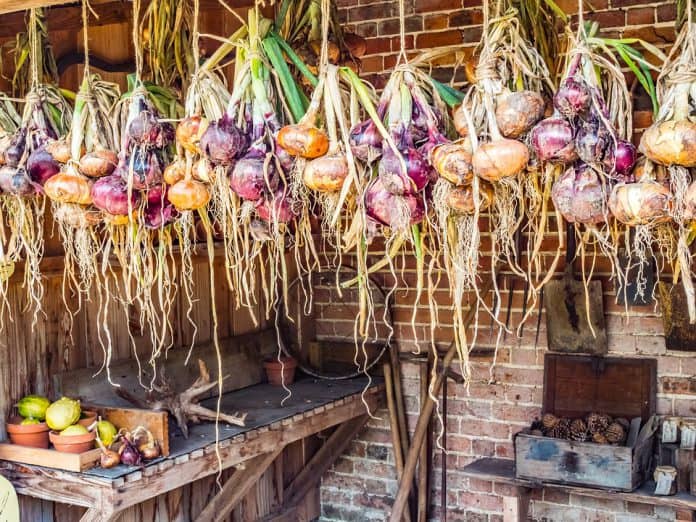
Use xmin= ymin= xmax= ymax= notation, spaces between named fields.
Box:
xmin=77 ymin=410 xmax=98 ymax=428
xmin=6 ymin=416 xmax=50 ymax=448
xmin=263 ymin=357 xmax=298 ymax=386
xmin=49 ymin=429 xmax=96 ymax=454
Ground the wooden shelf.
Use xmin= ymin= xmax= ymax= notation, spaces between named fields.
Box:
xmin=1 ymin=378 xmax=384 ymax=521
xmin=461 ymin=457 xmax=696 ymax=517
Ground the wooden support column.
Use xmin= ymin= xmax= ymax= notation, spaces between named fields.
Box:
xmin=502 ymin=488 xmax=531 ymax=522
xmin=197 ymin=447 xmax=285 ymax=522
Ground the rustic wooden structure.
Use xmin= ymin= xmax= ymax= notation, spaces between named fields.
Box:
xmin=462 ymin=458 xmax=696 ymax=522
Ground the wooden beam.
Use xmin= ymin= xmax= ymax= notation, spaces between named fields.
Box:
xmin=78 ymin=507 xmax=118 ymax=522
xmin=197 ymin=448 xmax=285 ymax=522
xmin=502 ymin=490 xmax=531 ymax=522
xmin=0 ymin=0 xmax=71 ymax=17
xmin=283 ymin=415 xmax=369 ymax=506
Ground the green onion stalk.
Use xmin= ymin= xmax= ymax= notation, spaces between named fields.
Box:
xmin=0 ymin=9 xmax=71 ymax=328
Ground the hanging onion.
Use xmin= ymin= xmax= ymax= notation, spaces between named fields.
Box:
xmin=27 ymin=148 xmax=60 ymax=186
xmin=494 ymin=90 xmax=545 ymax=138
xmin=640 ymin=120 xmax=696 ymax=167
xmin=553 ymin=77 xmax=590 ymax=118
xmin=472 ymin=138 xmax=529 ymax=182
xmin=608 ymin=180 xmax=673 ymax=226
xmin=447 ymin=182 xmax=494 ymax=214
xmin=365 ymin=177 xmax=425 ymax=227
xmin=277 ymin=123 xmax=329 ymax=159
xmin=199 ymin=114 xmax=247 ymax=166
xmin=167 ymin=178 xmax=210 ymax=211
xmin=551 ymin=164 xmax=608 ymax=224
xmin=255 ymin=190 xmax=296 ymax=223
xmin=431 ymin=140 xmax=473 ymax=187
xmin=176 ymin=115 xmax=209 ymax=154
xmin=44 ymin=165 xmax=93 ymax=205
xmin=91 ymin=175 xmax=139 ymax=215
xmin=79 ymin=150 xmax=118 ymax=178
xmin=530 ymin=116 xmax=577 ymax=164
xmin=303 ymin=152 xmax=348 ymax=193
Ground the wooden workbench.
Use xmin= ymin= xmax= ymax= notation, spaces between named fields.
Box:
xmin=1 ymin=378 xmax=384 ymax=521
xmin=461 ymin=458 xmax=696 ymax=521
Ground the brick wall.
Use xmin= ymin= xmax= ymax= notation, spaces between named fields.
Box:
xmin=318 ymin=1 xmax=696 ymax=521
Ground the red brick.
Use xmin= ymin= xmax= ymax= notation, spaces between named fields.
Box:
xmin=448 ymin=9 xmax=483 ymax=27
xmin=543 ymin=488 xmax=570 ymax=505
xmin=626 ymin=7 xmax=655 ymax=25
xmin=458 ymin=491 xmax=503 ymax=512
xmin=416 ymin=29 xmax=463 ymax=49
xmin=626 ymin=501 xmax=654 ymax=515
xmin=495 ymin=442 xmax=514 ymax=458
xmin=468 ymin=478 xmax=493 ymax=492
xmin=415 ymin=0 xmax=462 ymax=14
xmin=657 ymin=3 xmax=677 ymax=22
xmin=347 ymin=3 xmax=397 ymax=22
xmin=586 ymin=9 xmax=626 ymax=28
xmin=377 ymin=16 xmax=422 ymax=36
xmin=424 ymin=14 xmax=449 ymax=30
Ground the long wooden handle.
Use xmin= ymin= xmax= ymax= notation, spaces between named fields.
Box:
xmin=389 ymin=274 xmax=497 ymax=522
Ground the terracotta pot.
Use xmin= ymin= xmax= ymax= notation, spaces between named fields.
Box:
xmin=49 ymin=429 xmax=96 ymax=454
xmin=263 ymin=357 xmax=298 ymax=386
xmin=77 ymin=410 xmax=98 ymax=428
xmin=6 ymin=416 xmax=49 ymax=448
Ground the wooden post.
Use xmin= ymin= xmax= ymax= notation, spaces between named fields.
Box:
xmin=502 ymin=489 xmax=531 ymax=522
xmin=384 ymin=363 xmax=412 ymax=522
xmin=389 ymin=275 xmax=496 ymax=522
xmin=417 ymin=360 xmax=430 ymax=522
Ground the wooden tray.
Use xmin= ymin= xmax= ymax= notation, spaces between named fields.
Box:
xmin=0 ymin=406 xmax=168 ymax=472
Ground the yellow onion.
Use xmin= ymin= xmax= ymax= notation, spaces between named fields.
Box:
xmin=45 ymin=140 xmax=73 ymax=164
xmin=473 ymin=139 xmax=529 ymax=182
xmin=102 ymin=212 xmax=132 ymax=226
xmin=53 ymin=204 xmax=102 ymax=227
xmin=640 ymin=120 xmax=696 ymax=167
xmin=309 ymin=40 xmax=340 ymax=63
xmin=344 ymin=33 xmax=367 ymax=58
xmin=167 ymin=178 xmax=210 ymax=211
xmin=303 ymin=153 xmax=348 ymax=192
xmin=495 ymin=91 xmax=545 ymax=139
xmin=277 ymin=124 xmax=329 ymax=159
xmin=79 ymin=150 xmax=118 ymax=178
xmin=163 ymin=160 xmax=185 ymax=185
xmin=431 ymin=141 xmax=473 ymax=186
xmin=453 ymin=103 xmax=470 ymax=137
xmin=176 ymin=115 xmax=209 ymax=154
xmin=447 ymin=182 xmax=494 ymax=214
xmin=609 ymin=181 xmax=673 ymax=226
xmin=44 ymin=166 xmax=93 ymax=205
xmin=192 ymin=158 xmax=214 ymax=183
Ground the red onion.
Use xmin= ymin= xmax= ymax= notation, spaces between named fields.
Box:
xmin=127 ymin=110 xmax=173 ymax=149
xmin=604 ymin=140 xmax=636 ymax=181
xmin=0 ymin=166 xmax=34 ymax=195
xmin=4 ymin=129 xmax=26 ymax=168
xmin=92 ymin=175 xmax=140 ymax=215
xmin=27 ymin=148 xmax=60 ymax=186
xmin=200 ymin=114 xmax=247 ymax=166
xmin=349 ymin=120 xmax=382 ymax=162
xmin=119 ymin=150 xmax=163 ymax=190
xmin=551 ymin=164 xmax=608 ymax=224
xmin=118 ymin=437 xmax=142 ymax=467
xmin=255 ymin=190 xmax=295 ymax=223
xmin=553 ymin=78 xmax=590 ymax=118
xmin=365 ymin=177 xmax=425 ymax=227
xmin=379 ymin=127 xmax=430 ymax=195
xmin=530 ymin=117 xmax=577 ymax=164
xmin=575 ymin=119 xmax=609 ymax=165
xmin=274 ymin=142 xmax=295 ymax=173
xmin=230 ymin=146 xmax=278 ymax=201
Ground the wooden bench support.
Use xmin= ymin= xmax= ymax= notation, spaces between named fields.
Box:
xmin=197 ymin=448 xmax=285 ymax=522
xmin=502 ymin=488 xmax=530 ymax=522
xmin=79 ymin=507 xmax=118 ymax=522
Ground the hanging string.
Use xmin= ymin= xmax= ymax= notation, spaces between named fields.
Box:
xmin=81 ymin=0 xmax=92 ymax=75
xmin=689 ymin=0 xmax=693 ymax=29
xmin=397 ymin=0 xmax=407 ymax=63
xmin=320 ymin=0 xmax=330 ymax=71
xmin=132 ymin=0 xmax=144 ymax=81
xmin=29 ymin=10 xmax=41 ymax=89
xmin=577 ymin=0 xmax=585 ymax=38
xmin=192 ymin=0 xmax=201 ymax=76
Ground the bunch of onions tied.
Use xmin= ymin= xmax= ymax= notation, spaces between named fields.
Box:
xmin=0 ymin=10 xmax=72 ymax=324
xmin=639 ymin=19 xmax=696 ymax=321
xmin=44 ymin=74 xmax=120 ymax=301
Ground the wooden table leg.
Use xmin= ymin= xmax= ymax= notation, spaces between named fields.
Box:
xmin=502 ymin=487 xmax=530 ymax=522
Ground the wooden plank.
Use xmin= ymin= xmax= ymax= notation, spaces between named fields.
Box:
xmin=462 ymin=458 xmax=696 ymax=511
xmin=0 ymin=0 xmax=69 ymax=16
xmin=0 ymin=443 xmax=102 ymax=473
xmin=502 ymin=490 xmax=530 ymax=522
xmin=198 ymin=449 xmax=283 ymax=522
xmin=53 ymin=328 xmax=277 ymax=407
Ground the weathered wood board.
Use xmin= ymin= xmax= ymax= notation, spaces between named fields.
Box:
xmin=0 ymin=444 xmax=102 ymax=473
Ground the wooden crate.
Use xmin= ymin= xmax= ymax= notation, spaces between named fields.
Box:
xmin=0 ymin=406 xmax=168 ymax=472
xmin=515 ymin=354 xmax=657 ymax=491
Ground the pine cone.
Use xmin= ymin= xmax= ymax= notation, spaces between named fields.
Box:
xmin=586 ymin=412 xmax=611 ymax=434
xmin=542 ymin=413 xmax=559 ymax=430
xmin=605 ymin=422 xmax=627 ymax=444
xmin=549 ymin=418 xmax=571 ymax=439
xmin=569 ymin=418 xmax=589 ymax=442
xmin=592 ymin=432 xmax=609 ymax=444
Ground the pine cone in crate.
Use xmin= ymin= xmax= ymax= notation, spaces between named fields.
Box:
xmin=605 ymin=422 xmax=627 ymax=444
xmin=569 ymin=418 xmax=589 ymax=442
xmin=549 ymin=418 xmax=571 ymax=439
xmin=586 ymin=412 xmax=611 ymax=434
xmin=542 ymin=413 xmax=559 ymax=430
xmin=592 ymin=432 xmax=609 ymax=444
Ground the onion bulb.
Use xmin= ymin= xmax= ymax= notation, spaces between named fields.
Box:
xmin=365 ymin=177 xmax=425 ymax=227
xmin=199 ymin=114 xmax=247 ymax=166
xmin=79 ymin=150 xmax=118 ymax=178
xmin=176 ymin=115 xmax=209 ymax=154
xmin=431 ymin=141 xmax=473 ymax=186
xmin=447 ymin=182 xmax=494 ymax=214
xmin=344 ymin=33 xmax=367 ymax=58
xmin=349 ymin=120 xmax=382 ymax=162
xmin=303 ymin=153 xmax=349 ymax=192
xmin=27 ymin=148 xmax=60 ymax=186
xmin=255 ymin=190 xmax=295 ymax=223
xmin=45 ymin=140 xmax=72 ymax=164
xmin=530 ymin=117 xmax=577 ymax=164
xmin=163 ymin=160 xmax=185 ymax=185
xmin=53 ymin=204 xmax=102 ymax=228
xmin=473 ymin=139 xmax=529 ymax=182
xmin=551 ymin=164 xmax=608 ymax=224
xmin=230 ymin=149 xmax=278 ymax=201
xmin=609 ymin=181 xmax=673 ymax=226
xmin=453 ymin=102 xmax=471 ymax=137
xmin=44 ymin=166 xmax=93 ymax=205
xmin=604 ymin=140 xmax=637 ymax=181
xmin=684 ymin=181 xmax=696 ymax=222
xmin=495 ymin=91 xmax=545 ymax=138
xmin=167 ymin=179 xmax=210 ymax=211
xmin=277 ymin=124 xmax=329 ymax=159
xmin=91 ymin=175 xmax=139 ymax=215
xmin=553 ymin=78 xmax=590 ymax=118
xmin=192 ymin=158 xmax=214 ymax=183
xmin=640 ymin=120 xmax=696 ymax=167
